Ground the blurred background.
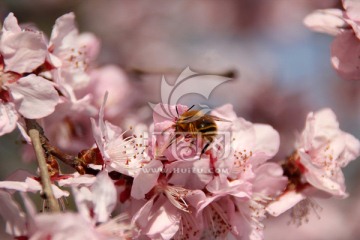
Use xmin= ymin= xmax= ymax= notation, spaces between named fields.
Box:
xmin=1 ymin=0 xmax=360 ymax=239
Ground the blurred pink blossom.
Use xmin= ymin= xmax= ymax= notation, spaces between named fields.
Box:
xmin=267 ymin=108 xmax=360 ymax=216
xmin=304 ymin=0 xmax=360 ymax=80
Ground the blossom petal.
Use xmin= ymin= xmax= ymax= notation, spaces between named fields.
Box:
xmin=58 ymin=174 xmax=96 ymax=187
xmin=91 ymin=171 xmax=117 ymax=223
xmin=2 ymin=13 xmax=21 ymax=32
xmin=252 ymin=123 xmax=280 ymax=163
xmin=338 ymin=132 xmax=360 ymax=166
xmin=1 ymin=13 xmax=47 ymax=73
xmin=299 ymin=151 xmax=347 ymax=197
xmin=152 ymin=103 xmax=188 ymax=124
xmin=231 ymin=117 xmax=256 ymax=151
xmin=78 ymin=32 xmax=100 ymax=61
xmin=331 ymin=31 xmax=360 ymax=80
xmin=303 ymin=9 xmax=348 ymax=36
xmin=0 ymin=190 xmax=27 ymax=237
xmin=211 ymin=103 xmax=238 ymax=121
xmin=146 ymin=199 xmax=180 ymax=240
xmin=343 ymin=0 xmax=360 ymax=22
xmin=253 ymin=163 xmax=287 ymax=196
xmin=266 ymin=190 xmax=306 ymax=217
xmin=131 ymin=160 xmax=163 ymax=199
xmin=0 ymin=102 xmax=18 ymax=136
xmin=8 ymin=75 xmax=59 ymax=119
xmin=33 ymin=213 xmax=101 ymax=240
xmin=49 ymin=12 xmax=78 ymax=54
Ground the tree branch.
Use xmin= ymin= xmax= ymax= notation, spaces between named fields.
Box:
xmin=25 ymin=119 xmax=60 ymax=212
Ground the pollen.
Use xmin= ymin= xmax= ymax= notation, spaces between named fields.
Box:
xmin=288 ymin=199 xmax=322 ymax=226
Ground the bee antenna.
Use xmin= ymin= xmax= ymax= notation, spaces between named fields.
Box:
xmin=176 ymin=106 xmax=179 ymax=117
xmin=187 ymin=105 xmax=195 ymax=112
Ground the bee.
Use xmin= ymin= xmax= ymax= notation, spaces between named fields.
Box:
xmin=164 ymin=105 xmax=230 ymax=155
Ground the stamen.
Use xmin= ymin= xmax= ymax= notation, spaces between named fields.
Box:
xmin=163 ymin=186 xmax=190 ymax=212
xmin=288 ymin=198 xmax=322 ymax=226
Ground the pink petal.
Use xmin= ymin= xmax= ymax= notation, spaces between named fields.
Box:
xmin=1 ymin=31 xmax=47 ymax=73
xmin=1 ymin=13 xmax=47 ymax=74
xmin=51 ymin=184 xmax=70 ymax=199
xmin=0 ymin=177 xmax=68 ymax=199
xmin=152 ymin=103 xmax=188 ymax=124
xmin=49 ymin=12 xmax=78 ymax=54
xmin=33 ymin=213 xmax=102 ymax=240
xmin=46 ymin=53 xmax=62 ymax=68
xmin=58 ymin=174 xmax=96 ymax=187
xmin=91 ymin=118 xmax=107 ymax=160
xmin=206 ymin=175 xmax=252 ymax=199
xmin=211 ymin=103 xmax=238 ymax=121
xmin=338 ymin=132 xmax=360 ymax=166
xmin=16 ymin=121 xmax=31 ymax=143
xmin=231 ymin=117 xmax=256 ymax=151
xmin=0 ymin=178 xmax=39 ymax=193
xmin=303 ymin=9 xmax=348 ymax=36
xmin=167 ymin=157 xmax=213 ymax=189
xmin=91 ymin=171 xmax=117 ymax=223
xmin=131 ymin=160 xmax=163 ymax=199
xmin=0 ymin=190 xmax=27 ymax=237
xmin=0 ymin=102 xmax=18 ymax=136
xmin=253 ymin=163 xmax=288 ymax=196
xmin=78 ymin=32 xmax=100 ymax=61
xmin=343 ymin=0 xmax=360 ymax=22
xmin=146 ymin=199 xmax=180 ymax=240
xmin=132 ymin=198 xmax=155 ymax=228
xmin=2 ymin=13 xmax=21 ymax=32
xmin=8 ymin=74 xmax=59 ymax=118
xmin=331 ymin=31 xmax=360 ymax=80
xmin=299 ymin=108 xmax=340 ymax=150
xmin=266 ymin=190 xmax=306 ymax=217
xmin=72 ymin=187 xmax=93 ymax=222
xmin=253 ymin=123 xmax=280 ymax=160
xmin=299 ymin=151 xmax=347 ymax=197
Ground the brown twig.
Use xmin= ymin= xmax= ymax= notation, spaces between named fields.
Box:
xmin=25 ymin=119 xmax=60 ymax=212
xmin=125 ymin=67 xmax=237 ymax=78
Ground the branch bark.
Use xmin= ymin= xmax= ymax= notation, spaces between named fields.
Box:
xmin=25 ymin=119 xmax=60 ymax=212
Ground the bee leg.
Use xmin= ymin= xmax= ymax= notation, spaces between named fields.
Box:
xmin=200 ymin=135 xmax=214 ymax=158
xmin=166 ymin=136 xmax=176 ymax=149
xmin=166 ymin=133 xmax=181 ymax=149
xmin=201 ymin=142 xmax=211 ymax=156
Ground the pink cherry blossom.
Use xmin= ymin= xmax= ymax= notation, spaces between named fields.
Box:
xmin=8 ymin=74 xmax=59 ymax=119
xmin=0 ymin=190 xmax=27 ymax=237
xmin=91 ymin=94 xmax=151 ymax=177
xmin=150 ymin=103 xmax=285 ymax=239
xmin=0 ymin=13 xmax=47 ymax=74
xmin=0 ymin=73 xmax=59 ymax=136
xmin=0 ymin=182 xmax=132 ymax=239
xmin=70 ymin=171 xmax=117 ymax=223
xmin=48 ymin=12 xmax=100 ymax=89
xmin=0 ymin=101 xmax=18 ymax=135
xmin=85 ymin=65 xmax=131 ymax=120
xmin=298 ymin=109 xmax=359 ymax=196
xmin=0 ymin=170 xmax=69 ymax=199
xmin=267 ymin=108 xmax=360 ymax=217
xmin=131 ymin=186 xmax=205 ymax=239
xmin=303 ymin=0 xmax=360 ymax=80
xmin=0 ymin=14 xmax=61 ymax=137
xmin=41 ymin=84 xmax=97 ymax=153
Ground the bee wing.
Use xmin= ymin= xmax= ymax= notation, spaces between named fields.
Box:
xmin=209 ymin=115 xmax=232 ymax=122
